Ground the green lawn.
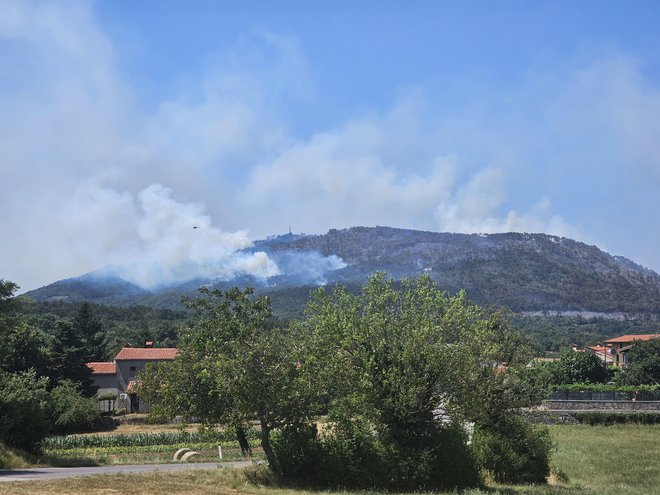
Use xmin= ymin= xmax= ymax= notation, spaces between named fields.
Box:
xmin=547 ymin=424 xmax=660 ymax=495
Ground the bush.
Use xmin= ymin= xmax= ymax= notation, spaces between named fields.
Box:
xmin=271 ymin=424 xmax=324 ymax=483
xmin=49 ymin=380 xmax=101 ymax=434
xmin=378 ymin=422 xmax=480 ymax=491
xmin=0 ymin=370 xmax=50 ymax=452
xmin=572 ymin=411 xmax=660 ymax=425
xmin=472 ymin=414 xmax=552 ymax=484
xmin=317 ymin=417 xmax=387 ymax=489
xmin=272 ymin=419 xmax=480 ymax=491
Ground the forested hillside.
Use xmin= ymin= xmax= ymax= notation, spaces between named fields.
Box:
xmin=25 ymin=227 xmax=660 ymax=316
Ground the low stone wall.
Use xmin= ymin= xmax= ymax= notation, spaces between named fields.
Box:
xmin=543 ymin=400 xmax=660 ymax=412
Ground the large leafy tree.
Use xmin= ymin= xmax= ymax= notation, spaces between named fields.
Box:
xmin=618 ymin=338 xmax=660 ymax=385
xmin=302 ymin=273 xmax=547 ymax=487
xmin=0 ymin=369 xmax=51 ymax=452
xmin=555 ymin=349 xmax=611 ymax=384
xmin=0 ymin=280 xmax=52 ymax=376
xmin=520 ymin=348 xmax=612 ymax=390
xmin=141 ymin=287 xmax=320 ymax=470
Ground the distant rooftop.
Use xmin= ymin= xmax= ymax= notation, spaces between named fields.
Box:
xmin=86 ymin=362 xmax=116 ymax=374
xmin=114 ymin=347 xmax=177 ymax=361
xmin=604 ymin=334 xmax=660 ymax=344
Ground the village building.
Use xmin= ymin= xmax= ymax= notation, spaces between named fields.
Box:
xmin=87 ymin=343 xmax=177 ymax=413
xmin=601 ymin=334 xmax=660 ymax=367
xmin=584 ymin=345 xmax=615 ymax=365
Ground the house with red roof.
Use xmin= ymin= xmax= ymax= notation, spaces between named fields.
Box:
xmin=584 ymin=345 xmax=615 ymax=365
xmin=87 ymin=342 xmax=177 ymax=413
xmin=86 ymin=362 xmax=119 ymax=412
xmin=602 ymin=334 xmax=660 ymax=368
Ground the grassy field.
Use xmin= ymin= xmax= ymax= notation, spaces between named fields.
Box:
xmin=0 ymin=424 xmax=658 ymax=495
xmin=548 ymin=424 xmax=660 ymax=495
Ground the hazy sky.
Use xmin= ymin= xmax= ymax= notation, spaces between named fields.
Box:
xmin=2 ymin=0 xmax=660 ymax=291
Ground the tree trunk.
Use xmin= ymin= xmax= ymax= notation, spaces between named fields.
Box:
xmin=260 ymin=419 xmax=279 ymax=472
xmin=236 ymin=426 xmax=252 ymax=456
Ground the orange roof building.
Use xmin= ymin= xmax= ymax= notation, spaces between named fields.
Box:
xmin=86 ymin=344 xmax=178 ymax=414
xmin=86 ymin=362 xmax=117 ymax=375
xmin=584 ymin=345 xmax=614 ymax=364
xmin=603 ymin=334 xmax=660 ymax=344
xmin=114 ymin=347 xmax=178 ymax=361
xmin=602 ymin=334 xmax=660 ymax=367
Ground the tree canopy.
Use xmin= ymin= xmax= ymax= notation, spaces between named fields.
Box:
xmin=141 ymin=274 xmax=550 ymax=489
xmin=618 ymin=338 xmax=660 ymax=385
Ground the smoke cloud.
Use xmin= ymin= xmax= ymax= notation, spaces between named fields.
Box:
xmin=2 ymin=2 xmax=660 ymax=292
xmin=64 ymin=183 xmax=280 ymax=290
xmin=266 ymin=250 xmax=347 ymax=286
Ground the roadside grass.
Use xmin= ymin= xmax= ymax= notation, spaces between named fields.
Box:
xmin=1 ymin=424 xmax=658 ymax=494
xmin=0 ymin=467 xmax=589 ymax=495
xmin=0 ymin=446 xmax=35 ymax=469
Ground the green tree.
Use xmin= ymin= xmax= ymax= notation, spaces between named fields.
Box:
xmin=299 ymin=273 xmax=546 ymax=488
xmin=141 ymin=287 xmax=319 ymax=471
xmin=618 ymin=338 xmax=660 ymax=385
xmin=72 ymin=303 xmax=107 ymax=362
xmin=0 ymin=279 xmax=53 ymax=376
xmin=50 ymin=320 xmax=96 ymax=396
xmin=0 ymin=279 xmax=19 ymax=314
xmin=49 ymin=380 xmax=101 ymax=434
xmin=0 ymin=369 xmax=51 ymax=452
xmin=555 ymin=349 xmax=611 ymax=384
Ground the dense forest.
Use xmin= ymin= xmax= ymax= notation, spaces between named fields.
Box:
xmin=16 ymin=291 xmax=659 ymax=358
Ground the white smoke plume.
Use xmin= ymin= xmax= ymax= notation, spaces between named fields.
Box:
xmin=267 ymin=250 xmax=347 ymax=286
xmin=65 ymin=183 xmax=280 ymax=290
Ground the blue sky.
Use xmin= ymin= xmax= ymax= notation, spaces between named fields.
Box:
xmin=2 ymin=0 xmax=660 ymax=290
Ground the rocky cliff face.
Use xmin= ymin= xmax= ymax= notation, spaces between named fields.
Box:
xmin=25 ymin=226 xmax=660 ymax=315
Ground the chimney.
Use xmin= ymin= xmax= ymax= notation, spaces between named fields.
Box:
xmin=145 ymin=341 xmax=153 ymax=348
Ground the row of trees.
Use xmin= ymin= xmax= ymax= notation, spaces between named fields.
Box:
xmin=0 ymin=280 xmax=103 ymax=451
xmin=140 ymin=274 xmax=552 ymax=490
xmin=19 ymin=299 xmax=186 ymax=359
xmin=521 ymin=341 xmax=660 ymax=390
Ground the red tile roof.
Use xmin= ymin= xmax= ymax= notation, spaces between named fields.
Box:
xmin=114 ymin=347 xmax=177 ymax=361
xmin=87 ymin=362 xmax=117 ymax=375
xmin=604 ymin=334 xmax=660 ymax=344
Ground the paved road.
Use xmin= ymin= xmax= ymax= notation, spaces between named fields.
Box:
xmin=0 ymin=460 xmax=253 ymax=482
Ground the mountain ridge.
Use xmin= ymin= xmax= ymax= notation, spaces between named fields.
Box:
xmin=24 ymin=226 xmax=660 ymax=316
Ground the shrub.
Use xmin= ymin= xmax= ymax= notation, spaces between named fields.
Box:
xmin=573 ymin=412 xmax=660 ymax=425
xmin=271 ymin=424 xmax=324 ymax=483
xmin=317 ymin=417 xmax=387 ymax=489
xmin=378 ymin=422 xmax=480 ymax=491
xmin=272 ymin=419 xmax=480 ymax=491
xmin=0 ymin=370 xmax=50 ymax=452
xmin=49 ymin=380 xmax=101 ymax=434
xmin=472 ymin=414 xmax=553 ymax=483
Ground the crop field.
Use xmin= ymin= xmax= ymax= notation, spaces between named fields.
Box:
xmin=40 ymin=430 xmax=263 ymax=466
xmin=0 ymin=424 xmax=658 ymax=495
